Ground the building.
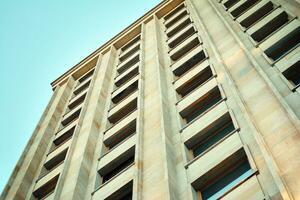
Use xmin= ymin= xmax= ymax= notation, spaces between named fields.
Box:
xmin=1 ymin=0 xmax=300 ymax=199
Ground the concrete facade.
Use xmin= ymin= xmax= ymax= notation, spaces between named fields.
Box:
xmin=1 ymin=0 xmax=300 ymax=199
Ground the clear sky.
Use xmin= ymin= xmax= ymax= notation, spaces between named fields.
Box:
xmin=0 ymin=0 xmax=160 ymax=193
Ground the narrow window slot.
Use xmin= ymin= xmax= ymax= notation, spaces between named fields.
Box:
xmin=283 ymin=60 xmax=300 ymax=87
xmin=112 ymin=80 xmax=138 ymax=104
xmin=192 ymin=149 xmax=252 ymax=200
xmin=176 ymin=67 xmax=213 ymax=97
xmin=230 ymin=0 xmax=260 ymax=18
xmin=250 ymin=11 xmax=289 ymax=42
xmin=223 ymin=0 xmax=240 ymax=9
xmin=240 ymin=1 xmax=274 ymax=28
xmin=181 ymin=87 xmax=222 ymax=124
xmin=164 ymin=3 xmax=185 ymax=21
xmin=264 ymin=26 xmax=300 ymax=61
xmin=121 ymin=35 xmax=141 ymax=52
xmin=33 ymin=175 xmax=59 ymax=200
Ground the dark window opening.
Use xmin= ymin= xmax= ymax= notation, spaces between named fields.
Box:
xmin=176 ymin=67 xmax=213 ymax=97
xmin=166 ymin=17 xmax=192 ymax=38
xmin=264 ymin=26 xmax=300 ymax=61
xmin=173 ymin=49 xmax=207 ymax=77
xmin=181 ymin=87 xmax=222 ymax=124
xmin=230 ymin=0 xmax=260 ymax=18
xmin=164 ymin=3 xmax=185 ymax=21
xmin=283 ymin=60 xmax=300 ymax=86
xmin=240 ymin=1 xmax=274 ymax=28
xmin=192 ymin=121 xmax=235 ymax=157
xmin=223 ymin=0 xmax=240 ymax=9
xmin=251 ymin=11 xmax=289 ymax=42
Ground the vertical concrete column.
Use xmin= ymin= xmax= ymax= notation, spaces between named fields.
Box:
xmin=187 ymin=0 xmax=300 ymax=199
xmin=57 ymin=47 xmax=117 ymax=200
xmin=141 ymin=15 xmax=179 ymax=200
xmin=1 ymin=79 xmax=74 ymax=200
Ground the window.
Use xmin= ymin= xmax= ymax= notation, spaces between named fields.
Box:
xmin=164 ymin=3 xmax=185 ymax=21
xmin=180 ymin=87 xmax=222 ymax=124
xmin=165 ymin=9 xmax=188 ymax=29
xmin=98 ymin=147 xmax=135 ymax=185
xmin=102 ymin=156 xmax=134 ymax=183
xmin=176 ymin=66 xmax=213 ymax=97
xmin=53 ymin=126 xmax=75 ymax=147
xmin=104 ymin=120 xmax=136 ymax=150
xmin=250 ymin=10 xmax=289 ymax=42
xmin=191 ymin=118 xmax=235 ymax=157
xmin=78 ymin=68 xmax=95 ymax=83
xmin=264 ymin=26 xmax=300 ymax=61
xmin=40 ymin=149 xmax=68 ymax=177
xmin=283 ymin=60 xmax=300 ymax=87
xmin=104 ymin=181 xmax=133 ymax=200
xmin=173 ymin=47 xmax=207 ymax=77
xmin=166 ymin=16 xmax=192 ymax=38
xmin=192 ymin=149 xmax=252 ymax=200
xmin=121 ymin=35 xmax=141 ymax=53
xmin=230 ymin=0 xmax=260 ymax=18
xmin=239 ymin=1 xmax=274 ymax=28
xmin=115 ymin=65 xmax=139 ymax=87
xmin=73 ymin=79 xmax=91 ymax=96
xmin=222 ymin=0 xmax=240 ymax=9
xmin=119 ymin=43 xmax=140 ymax=63
xmin=33 ymin=175 xmax=59 ymax=200
xmin=108 ymin=98 xmax=137 ymax=125
xmin=111 ymin=80 xmax=138 ymax=104
xmin=61 ymin=108 xmax=81 ymax=127
xmin=170 ymin=35 xmax=200 ymax=61
xmin=167 ymin=24 xmax=196 ymax=49
xmin=117 ymin=53 xmax=140 ymax=74
xmin=68 ymin=92 xmax=87 ymax=110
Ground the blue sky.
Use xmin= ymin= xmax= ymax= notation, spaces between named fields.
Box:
xmin=0 ymin=0 xmax=160 ymax=193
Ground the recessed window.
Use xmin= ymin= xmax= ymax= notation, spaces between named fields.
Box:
xmin=115 ymin=66 xmax=139 ymax=87
xmin=165 ymin=9 xmax=188 ymax=29
xmin=103 ymin=156 xmax=134 ymax=184
xmin=176 ymin=66 xmax=213 ymax=98
xmin=173 ymin=48 xmax=207 ymax=77
xmin=39 ymin=149 xmax=68 ymax=178
xmin=61 ymin=108 xmax=81 ymax=127
xmin=111 ymin=80 xmax=138 ymax=104
xmin=250 ymin=11 xmax=289 ymax=42
xmin=121 ymin=35 xmax=141 ymax=52
xmin=104 ymin=181 xmax=133 ymax=200
xmin=73 ymin=80 xmax=91 ymax=96
xmin=164 ymin=3 xmax=185 ymax=21
xmin=104 ymin=120 xmax=136 ymax=150
xmin=239 ymin=1 xmax=274 ymax=28
xmin=117 ymin=53 xmax=140 ymax=74
xmin=192 ymin=149 xmax=252 ymax=200
xmin=166 ymin=16 xmax=192 ymax=38
xmin=191 ymin=118 xmax=235 ymax=158
xmin=108 ymin=98 xmax=137 ymax=125
xmin=283 ymin=60 xmax=300 ymax=87
xmin=168 ymin=24 xmax=196 ymax=49
xmin=230 ymin=0 xmax=260 ymax=18
xmin=119 ymin=44 xmax=140 ymax=63
xmin=33 ymin=175 xmax=59 ymax=200
xmin=264 ymin=26 xmax=300 ymax=61
xmin=78 ymin=68 xmax=95 ymax=83
xmin=68 ymin=92 xmax=87 ymax=110
xmin=223 ymin=0 xmax=240 ymax=9
xmin=180 ymin=87 xmax=222 ymax=124
xmin=53 ymin=126 xmax=75 ymax=147
xmin=170 ymin=35 xmax=200 ymax=61
xmin=98 ymin=147 xmax=135 ymax=185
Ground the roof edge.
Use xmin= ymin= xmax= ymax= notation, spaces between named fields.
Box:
xmin=51 ymin=0 xmax=172 ymax=88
